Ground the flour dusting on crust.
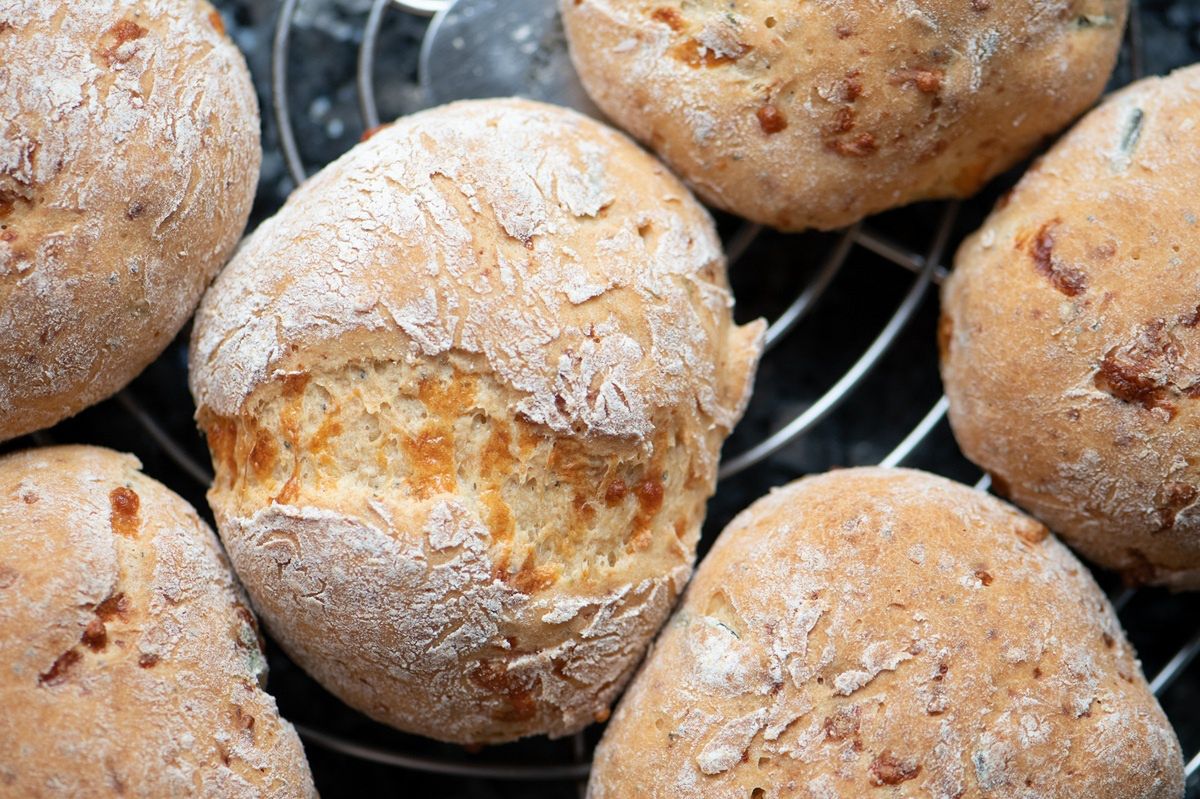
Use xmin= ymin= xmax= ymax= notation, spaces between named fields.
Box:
xmin=588 ymin=469 xmax=1184 ymax=798
xmin=0 ymin=0 xmax=260 ymax=441
xmin=0 ymin=446 xmax=314 ymax=797
xmin=191 ymin=98 xmax=760 ymax=441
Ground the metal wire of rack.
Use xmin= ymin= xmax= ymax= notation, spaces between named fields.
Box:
xmin=11 ymin=0 xmax=1199 ymax=795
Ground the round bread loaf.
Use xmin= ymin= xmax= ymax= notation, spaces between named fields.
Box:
xmin=589 ymin=468 xmax=1183 ymax=798
xmin=0 ymin=446 xmax=315 ymax=797
xmin=561 ymin=0 xmax=1127 ymax=231
xmin=941 ymin=65 xmax=1200 ymax=590
xmin=188 ymin=98 xmax=765 ymax=743
xmin=0 ymin=0 xmax=260 ymax=443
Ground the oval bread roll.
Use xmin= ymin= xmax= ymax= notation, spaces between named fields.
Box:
xmin=0 ymin=0 xmax=260 ymax=442
xmin=189 ymin=98 xmax=765 ymax=743
xmin=562 ymin=0 xmax=1127 ymax=231
xmin=0 ymin=446 xmax=316 ymax=798
xmin=589 ymin=468 xmax=1183 ymax=799
xmin=942 ymin=65 xmax=1200 ymax=589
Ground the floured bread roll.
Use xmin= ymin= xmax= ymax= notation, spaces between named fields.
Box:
xmin=0 ymin=0 xmax=260 ymax=442
xmin=589 ymin=468 xmax=1183 ymax=799
xmin=942 ymin=65 xmax=1200 ymax=590
xmin=0 ymin=446 xmax=316 ymax=798
xmin=562 ymin=0 xmax=1127 ymax=231
xmin=189 ymin=98 xmax=764 ymax=744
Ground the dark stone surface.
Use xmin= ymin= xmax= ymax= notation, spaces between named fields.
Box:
xmin=5 ymin=1 xmax=1198 ymax=795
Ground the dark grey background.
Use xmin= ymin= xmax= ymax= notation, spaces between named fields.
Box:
xmin=6 ymin=1 xmax=1199 ymax=796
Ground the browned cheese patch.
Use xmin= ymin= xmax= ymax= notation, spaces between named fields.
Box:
xmin=471 ymin=660 xmax=539 ymax=723
xmin=206 ymin=415 xmax=240 ymax=482
xmin=81 ymin=618 xmax=108 ymax=651
xmin=248 ymin=425 xmax=277 ymax=480
xmin=1027 ymin=220 xmax=1088 ymax=297
xmin=629 ymin=475 xmax=665 ymax=552
xmin=403 ymin=429 xmax=457 ymax=499
xmin=756 ymin=104 xmax=788 ymax=134
xmin=937 ymin=312 xmax=953 ymax=361
xmin=1094 ymin=318 xmax=1200 ymax=418
xmin=509 ymin=551 xmax=558 ymax=594
xmin=1012 ymin=516 xmax=1050 ymax=545
xmin=823 ymin=704 xmax=862 ymax=748
xmin=671 ymin=38 xmax=752 ymax=68
xmin=109 ymin=486 xmax=141 ymax=538
xmin=38 ymin=649 xmax=82 ymax=686
xmin=891 ymin=66 xmax=944 ymax=94
xmin=272 ymin=373 xmax=311 ymax=504
xmin=97 ymin=18 xmax=147 ymax=66
xmin=650 ymin=7 xmax=685 ymax=31
xmin=95 ymin=592 xmax=131 ymax=622
xmin=1156 ymin=482 xmax=1198 ymax=531
xmin=869 ymin=750 xmax=922 ymax=786
xmin=482 ymin=490 xmax=516 ymax=544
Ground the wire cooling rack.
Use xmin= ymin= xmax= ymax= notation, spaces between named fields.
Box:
xmin=8 ymin=0 xmax=1198 ymax=796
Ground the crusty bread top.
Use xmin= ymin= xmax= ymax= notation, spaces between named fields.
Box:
xmin=0 ymin=0 xmax=260 ymax=442
xmin=562 ymin=0 xmax=1126 ymax=231
xmin=0 ymin=446 xmax=314 ymax=797
xmin=942 ymin=64 xmax=1200 ymax=588
xmin=589 ymin=468 xmax=1183 ymax=798
xmin=190 ymin=98 xmax=762 ymax=443
xmin=190 ymin=98 xmax=764 ymax=743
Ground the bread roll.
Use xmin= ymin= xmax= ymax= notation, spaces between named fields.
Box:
xmin=0 ymin=0 xmax=260 ymax=442
xmin=589 ymin=468 xmax=1183 ymax=799
xmin=562 ymin=0 xmax=1127 ymax=231
xmin=189 ymin=98 xmax=764 ymax=743
xmin=942 ymin=65 xmax=1200 ymax=590
xmin=0 ymin=446 xmax=315 ymax=797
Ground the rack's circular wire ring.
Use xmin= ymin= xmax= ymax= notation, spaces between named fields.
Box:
xmin=393 ymin=0 xmax=447 ymax=16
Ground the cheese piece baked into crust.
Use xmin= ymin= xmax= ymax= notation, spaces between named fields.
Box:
xmin=589 ymin=468 xmax=1183 ymax=799
xmin=189 ymin=98 xmax=765 ymax=744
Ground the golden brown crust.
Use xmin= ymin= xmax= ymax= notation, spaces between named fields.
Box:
xmin=0 ymin=446 xmax=316 ymax=798
xmin=942 ymin=65 xmax=1200 ymax=590
xmin=589 ymin=468 xmax=1183 ymax=799
xmin=0 ymin=0 xmax=260 ymax=442
xmin=562 ymin=0 xmax=1126 ymax=231
xmin=189 ymin=98 xmax=765 ymax=743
